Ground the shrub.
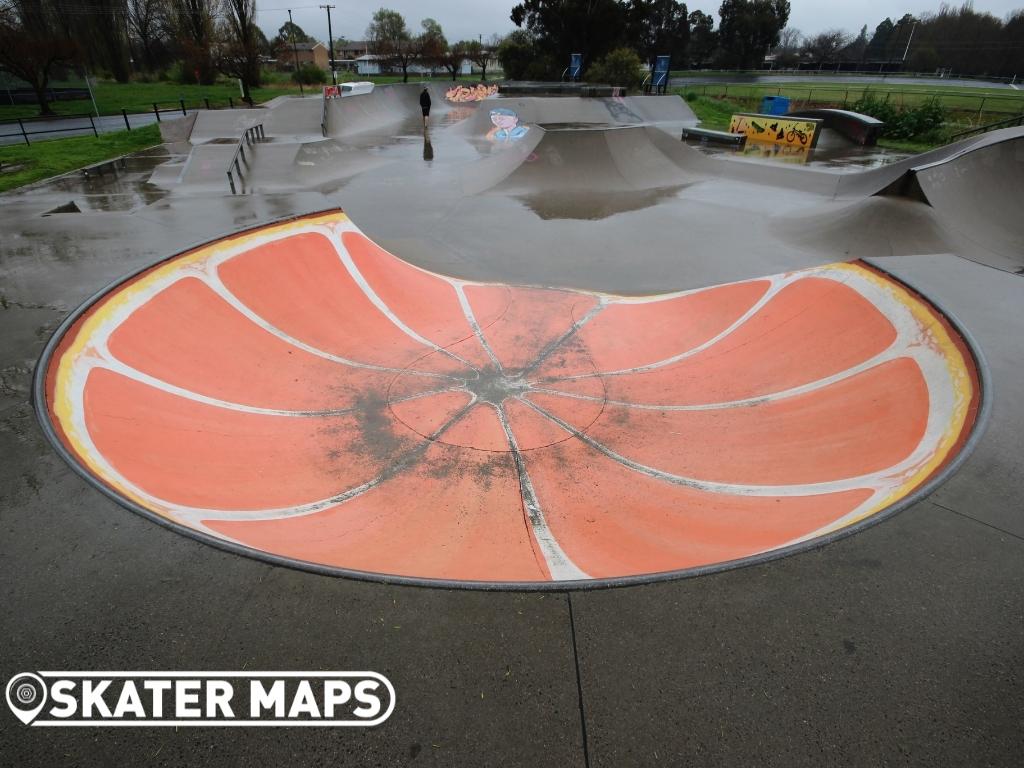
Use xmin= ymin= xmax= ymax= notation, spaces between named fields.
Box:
xmin=497 ymin=30 xmax=537 ymax=80
xmin=586 ymin=48 xmax=644 ymax=90
xmin=291 ymin=63 xmax=327 ymax=85
xmin=851 ymin=93 xmax=948 ymax=141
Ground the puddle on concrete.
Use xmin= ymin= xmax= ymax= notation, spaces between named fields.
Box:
xmin=19 ymin=149 xmax=173 ymax=212
xmin=688 ymin=138 xmax=910 ymax=171
xmin=516 ymin=185 xmax=686 ymax=220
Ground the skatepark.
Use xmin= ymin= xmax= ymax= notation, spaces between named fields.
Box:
xmin=2 ymin=82 xmax=1023 ymax=763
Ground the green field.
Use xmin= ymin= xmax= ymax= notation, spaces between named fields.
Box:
xmin=671 ymin=81 xmax=1024 ymax=120
xmin=0 ymin=74 xmax=501 ymax=121
xmin=0 ymin=124 xmax=161 ymax=193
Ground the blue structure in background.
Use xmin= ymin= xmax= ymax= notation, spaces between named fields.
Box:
xmin=569 ymin=53 xmax=583 ymax=81
xmin=653 ymin=56 xmax=671 ymax=94
xmin=760 ymin=96 xmax=791 ymax=115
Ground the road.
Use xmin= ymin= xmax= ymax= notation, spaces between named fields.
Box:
xmin=0 ymin=110 xmax=187 ymax=147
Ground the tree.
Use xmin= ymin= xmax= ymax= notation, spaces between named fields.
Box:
xmin=273 ymin=20 xmax=311 ymax=47
xmin=440 ymin=40 xmax=472 ymax=81
xmin=462 ymin=39 xmax=490 ymax=80
xmin=773 ymin=26 xmax=801 ymax=67
xmin=510 ymin=0 xmax=627 ymax=76
xmin=127 ymin=0 xmax=167 ymax=72
xmin=366 ymin=7 xmax=415 ymax=82
xmin=865 ymin=18 xmax=894 ymax=61
xmin=167 ymin=0 xmax=218 ymax=84
xmin=716 ymin=0 xmax=790 ymax=69
xmin=687 ymin=9 xmax=716 ymax=68
xmin=627 ymin=0 xmax=689 ymax=70
xmin=802 ymin=29 xmax=851 ymax=64
xmin=0 ymin=0 xmax=77 ymax=115
xmin=586 ymin=46 xmax=645 ymax=88
xmin=417 ymin=17 xmax=447 ymax=73
xmin=888 ymin=13 xmax=916 ymax=62
xmin=844 ymin=24 xmax=868 ymax=63
xmin=69 ymin=0 xmax=132 ymax=82
xmin=217 ymin=0 xmax=260 ymax=104
xmin=496 ymin=29 xmax=537 ymax=80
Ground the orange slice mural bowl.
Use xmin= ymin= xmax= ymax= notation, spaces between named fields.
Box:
xmin=36 ymin=210 xmax=984 ymax=588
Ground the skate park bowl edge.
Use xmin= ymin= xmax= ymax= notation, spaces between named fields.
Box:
xmin=35 ymin=209 xmax=985 ymax=589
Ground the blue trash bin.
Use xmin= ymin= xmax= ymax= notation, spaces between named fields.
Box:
xmin=760 ymin=96 xmax=790 ymax=115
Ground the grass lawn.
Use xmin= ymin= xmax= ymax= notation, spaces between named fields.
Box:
xmin=0 ymin=124 xmax=161 ymax=193
xmin=0 ymin=74 xmax=502 ymax=121
xmin=672 ymin=81 xmax=1024 ymax=118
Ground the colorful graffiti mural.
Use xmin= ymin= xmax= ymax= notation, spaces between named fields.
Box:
xmin=40 ymin=211 xmax=981 ymax=584
xmin=487 ymin=108 xmax=529 ymax=141
xmin=445 ymin=83 xmax=499 ymax=103
xmin=729 ymin=113 xmax=822 ymax=149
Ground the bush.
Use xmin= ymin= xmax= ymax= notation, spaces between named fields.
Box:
xmin=684 ymin=91 xmax=698 ymax=102
xmin=497 ymin=30 xmax=537 ymax=80
xmin=851 ymin=93 xmax=948 ymax=141
xmin=586 ymin=48 xmax=644 ymax=90
xmin=291 ymin=64 xmax=327 ymax=85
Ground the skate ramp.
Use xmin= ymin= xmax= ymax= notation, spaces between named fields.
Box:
xmin=39 ymin=210 xmax=982 ymax=587
xmin=325 ymin=82 xmax=453 ymax=139
xmin=453 ymin=94 xmax=696 ymax=138
xmin=911 ymin=131 xmax=1024 ymax=268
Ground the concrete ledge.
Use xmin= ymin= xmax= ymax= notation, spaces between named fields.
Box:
xmin=158 ymin=112 xmax=197 ymax=143
xmin=681 ymin=126 xmax=746 ymax=146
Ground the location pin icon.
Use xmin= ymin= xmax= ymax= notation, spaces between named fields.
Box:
xmin=6 ymin=673 xmax=47 ymax=725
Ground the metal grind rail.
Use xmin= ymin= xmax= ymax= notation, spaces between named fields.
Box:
xmin=226 ymin=123 xmax=266 ymax=195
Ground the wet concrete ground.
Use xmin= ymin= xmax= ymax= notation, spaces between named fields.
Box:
xmin=1 ymin=113 xmax=1023 ymax=766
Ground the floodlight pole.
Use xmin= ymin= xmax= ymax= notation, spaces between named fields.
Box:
xmin=288 ymin=9 xmax=304 ymax=95
xmin=320 ymin=4 xmax=337 ymax=85
xmin=901 ymin=21 xmax=918 ymax=63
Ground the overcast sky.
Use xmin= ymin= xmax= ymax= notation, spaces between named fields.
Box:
xmin=257 ymin=1 xmax=1024 ymax=45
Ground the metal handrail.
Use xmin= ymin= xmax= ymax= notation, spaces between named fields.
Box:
xmin=641 ymin=72 xmax=652 ymax=94
xmin=948 ymin=114 xmax=1024 ymax=140
xmin=226 ymin=123 xmax=265 ymax=194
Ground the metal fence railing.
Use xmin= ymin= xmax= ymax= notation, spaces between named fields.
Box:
xmin=151 ymin=97 xmax=244 ymax=122
xmin=0 ymin=113 xmax=98 ymax=145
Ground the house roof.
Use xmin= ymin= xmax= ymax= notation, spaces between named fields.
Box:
xmin=289 ymin=41 xmax=326 ymax=52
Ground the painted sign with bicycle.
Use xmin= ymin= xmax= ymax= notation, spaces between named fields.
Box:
xmin=728 ymin=113 xmax=822 ymax=149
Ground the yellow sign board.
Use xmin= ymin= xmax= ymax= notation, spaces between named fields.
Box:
xmin=729 ymin=113 xmax=822 ymax=149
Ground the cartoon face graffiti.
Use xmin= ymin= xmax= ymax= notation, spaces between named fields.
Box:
xmin=487 ymin=108 xmax=529 ymax=140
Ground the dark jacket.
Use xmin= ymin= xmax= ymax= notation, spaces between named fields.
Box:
xmin=419 ymin=89 xmax=431 ymax=109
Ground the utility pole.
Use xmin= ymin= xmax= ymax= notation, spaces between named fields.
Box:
xmin=288 ymin=9 xmax=304 ymax=96
xmin=320 ymin=4 xmax=337 ymax=85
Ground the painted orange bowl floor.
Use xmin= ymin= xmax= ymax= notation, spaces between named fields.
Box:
xmin=42 ymin=210 xmax=981 ymax=585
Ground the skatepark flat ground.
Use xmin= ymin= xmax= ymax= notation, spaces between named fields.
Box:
xmin=1 ymin=88 xmax=1022 ymax=765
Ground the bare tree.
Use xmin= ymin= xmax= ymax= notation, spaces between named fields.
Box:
xmin=128 ymin=0 xmax=166 ymax=71
xmin=439 ymin=41 xmax=471 ymax=81
xmin=366 ymin=7 xmax=415 ymax=82
xmin=463 ymin=38 xmax=496 ymax=80
xmin=774 ymin=26 xmax=802 ymax=67
xmin=217 ymin=0 xmax=260 ymax=103
xmin=0 ymin=0 xmax=77 ymax=115
xmin=803 ymin=29 xmax=852 ymax=64
xmin=168 ymin=0 xmax=218 ymax=84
